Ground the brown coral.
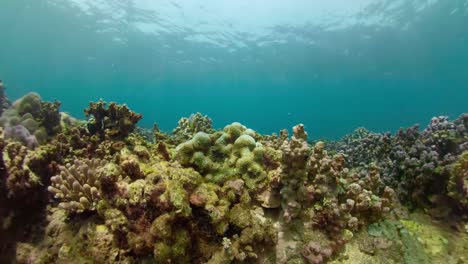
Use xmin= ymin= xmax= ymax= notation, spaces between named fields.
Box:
xmin=84 ymin=100 xmax=142 ymax=140
xmin=448 ymin=151 xmax=468 ymax=210
xmin=280 ymin=124 xmax=311 ymax=222
xmin=3 ymin=142 xmax=41 ymax=200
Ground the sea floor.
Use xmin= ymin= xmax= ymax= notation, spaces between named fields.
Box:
xmin=9 ymin=206 xmax=468 ymax=264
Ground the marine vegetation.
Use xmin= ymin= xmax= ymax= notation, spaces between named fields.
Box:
xmin=0 ymin=86 xmax=467 ymax=264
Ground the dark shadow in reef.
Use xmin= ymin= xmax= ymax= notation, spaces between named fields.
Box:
xmin=0 ymin=157 xmax=49 ymax=263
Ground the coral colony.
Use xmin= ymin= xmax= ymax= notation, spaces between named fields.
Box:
xmin=0 ymin=83 xmax=467 ymax=264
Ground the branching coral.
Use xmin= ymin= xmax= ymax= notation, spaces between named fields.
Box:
xmin=332 ymin=128 xmax=392 ymax=168
xmin=48 ymin=158 xmax=106 ymax=213
xmin=3 ymin=142 xmax=41 ymax=200
xmin=278 ymin=125 xmax=396 ymax=263
xmin=327 ymin=114 xmax=468 ymax=217
xmin=280 ymin=124 xmax=311 ymax=221
xmin=84 ymin=100 xmax=142 ymax=140
xmin=305 ymin=144 xmax=395 ymax=235
xmin=1 ymin=138 xmax=60 ymax=203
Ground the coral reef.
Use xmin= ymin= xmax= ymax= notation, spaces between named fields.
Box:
xmin=280 ymin=125 xmax=394 ymax=229
xmin=84 ymin=100 xmax=142 ymax=140
xmin=329 ymin=114 xmax=468 ymax=217
xmin=1 ymin=89 xmax=467 ymax=264
xmin=275 ymin=124 xmax=397 ymax=263
xmin=280 ymin=124 xmax=311 ymax=221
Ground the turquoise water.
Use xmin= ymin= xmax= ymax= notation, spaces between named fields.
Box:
xmin=0 ymin=0 xmax=467 ymax=139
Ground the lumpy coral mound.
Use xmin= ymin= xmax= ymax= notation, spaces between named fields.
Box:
xmin=175 ymin=122 xmax=280 ymax=190
xmin=0 ymin=92 xmax=61 ymax=148
xmin=0 ymin=89 xmax=467 ymax=264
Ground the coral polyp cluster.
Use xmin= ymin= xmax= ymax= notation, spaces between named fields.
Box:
xmin=0 ymin=86 xmax=467 ymax=264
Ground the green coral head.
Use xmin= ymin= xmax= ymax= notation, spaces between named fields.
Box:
xmin=233 ymin=135 xmax=256 ymax=151
xmin=175 ymin=132 xmax=212 ymax=162
xmin=223 ymin=122 xmax=246 ymax=140
xmin=191 ymin=151 xmax=213 ymax=171
xmin=244 ymin=128 xmax=257 ymax=138
xmin=192 ymin=132 xmax=212 ymax=149
xmin=13 ymin=92 xmax=42 ymax=117
xmin=19 ymin=117 xmax=39 ymax=132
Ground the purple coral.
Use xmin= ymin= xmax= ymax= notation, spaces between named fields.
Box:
xmin=328 ymin=114 xmax=467 ymax=215
xmin=4 ymin=125 xmax=38 ymax=149
xmin=302 ymin=241 xmax=333 ymax=264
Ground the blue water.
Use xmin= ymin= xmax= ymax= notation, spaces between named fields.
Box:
xmin=1 ymin=0 xmax=467 ymax=139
